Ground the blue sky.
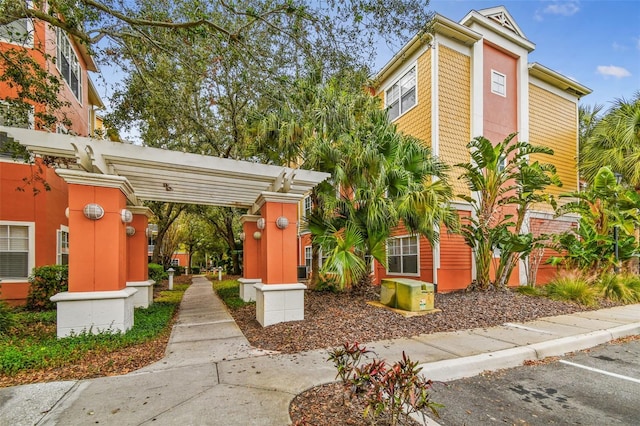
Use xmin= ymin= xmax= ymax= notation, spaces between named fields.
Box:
xmin=375 ymin=0 xmax=640 ymax=109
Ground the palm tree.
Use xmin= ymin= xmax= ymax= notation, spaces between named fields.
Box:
xmin=310 ymin=108 xmax=457 ymax=290
xmin=580 ymin=92 xmax=640 ymax=188
xmin=456 ymin=134 xmax=560 ymax=290
xmin=252 ymin=69 xmax=457 ymax=290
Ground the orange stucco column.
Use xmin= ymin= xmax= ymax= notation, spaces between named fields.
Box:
xmin=59 ymin=171 xmax=135 ymax=292
xmin=241 ymin=215 xmax=260 ymax=279
xmin=126 ymin=206 xmax=152 ymax=282
xmin=255 ymin=193 xmax=301 ymax=284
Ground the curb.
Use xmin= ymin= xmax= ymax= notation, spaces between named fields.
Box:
xmin=418 ymin=324 xmax=640 ymax=383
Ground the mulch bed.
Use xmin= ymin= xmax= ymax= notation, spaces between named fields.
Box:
xmin=290 ymin=382 xmax=423 ymax=426
xmin=230 ymin=287 xmax=616 ymax=354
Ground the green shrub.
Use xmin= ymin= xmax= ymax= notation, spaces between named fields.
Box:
xmin=328 ymin=342 xmax=441 ymax=424
xmin=148 ymin=263 xmax=167 ymax=283
xmin=0 ymin=300 xmax=16 ymax=335
xmin=545 ymin=273 xmax=597 ymax=306
xmin=191 ymin=266 xmax=200 ymax=275
xmin=596 ymin=273 xmax=634 ymax=303
xmin=26 ymin=265 xmax=68 ymax=311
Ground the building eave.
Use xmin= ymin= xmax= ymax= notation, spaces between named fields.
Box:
xmin=375 ymin=14 xmax=481 ymax=87
xmin=528 ymin=62 xmax=592 ymax=98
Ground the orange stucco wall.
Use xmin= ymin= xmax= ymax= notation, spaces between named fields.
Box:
xmin=259 ymin=201 xmax=298 ymax=284
xmin=127 ymin=213 xmax=149 ymax=281
xmin=243 ymin=219 xmax=260 ymax=279
xmin=1 ymin=19 xmax=93 ymax=135
xmin=482 ymin=42 xmax=518 ymax=143
xmin=67 ymin=184 xmax=127 ymax=292
xmin=0 ymin=161 xmax=68 ymax=303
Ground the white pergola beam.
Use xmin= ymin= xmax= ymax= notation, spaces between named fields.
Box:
xmin=2 ymin=126 xmax=329 ymax=209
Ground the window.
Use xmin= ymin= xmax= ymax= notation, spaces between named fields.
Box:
xmin=386 ymin=66 xmax=416 ymax=121
xmin=303 ymin=195 xmax=312 ymax=218
xmin=0 ymin=101 xmax=34 ymax=129
xmin=386 ymin=235 xmax=419 ymax=275
xmin=57 ymin=226 xmax=69 ymax=265
xmin=0 ymin=223 xmax=33 ymax=279
xmin=0 ymin=17 xmax=33 ymax=46
xmin=304 ymin=246 xmax=312 ymax=275
xmin=171 ymin=258 xmax=180 ymax=267
xmin=56 ymin=29 xmax=82 ymax=101
xmin=491 ymin=70 xmax=506 ymax=97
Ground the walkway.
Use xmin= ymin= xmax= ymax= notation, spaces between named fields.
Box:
xmin=1 ymin=276 xmax=639 ymax=425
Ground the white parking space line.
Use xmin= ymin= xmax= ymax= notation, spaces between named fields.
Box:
xmin=559 ymin=360 xmax=640 ymax=384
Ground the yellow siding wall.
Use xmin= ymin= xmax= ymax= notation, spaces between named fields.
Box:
xmin=393 ymin=50 xmax=432 ymax=146
xmin=438 ymin=45 xmax=471 ymax=197
xmin=529 ymin=83 xmax=578 ymax=202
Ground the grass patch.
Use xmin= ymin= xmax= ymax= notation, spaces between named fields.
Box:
xmin=0 ymin=284 xmax=188 ymax=377
xmin=211 ymin=279 xmax=254 ymax=310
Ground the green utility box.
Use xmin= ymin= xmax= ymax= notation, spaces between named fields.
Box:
xmin=380 ymin=280 xmax=397 ymax=306
xmin=380 ymin=278 xmax=434 ymax=312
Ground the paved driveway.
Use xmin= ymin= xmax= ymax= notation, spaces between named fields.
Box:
xmin=425 ymin=339 xmax=640 ymax=425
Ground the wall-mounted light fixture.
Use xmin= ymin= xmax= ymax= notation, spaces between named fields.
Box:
xmin=276 ymin=216 xmax=289 ymax=229
xmin=126 ymin=226 xmax=136 ymax=236
xmin=256 ymin=218 xmax=266 ymax=230
xmin=83 ymin=203 xmax=104 ymax=220
xmin=121 ymin=209 xmax=133 ymax=223
xmin=65 ymin=207 xmax=69 ymax=219
xmin=253 ymin=231 xmax=262 ymax=240
xmin=239 ymin=232 xmax=246 ymax=241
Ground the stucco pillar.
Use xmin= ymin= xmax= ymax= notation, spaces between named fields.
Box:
xmin=50 ymin=170 xmax=138 ymax=337
xmin=238 ymin=215 xmax=261 ymax=302
xmin=126 ymin=206 xmax=154 ymax=308
xmin=252 ymin=192 xmax=305 ymax=326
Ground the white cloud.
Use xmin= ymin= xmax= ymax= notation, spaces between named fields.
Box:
xmin=596 ymin=65 xmax=632 ymax=79
xmin=536 ymin=1 xmax=581 ymax=19
xmin=612 ymin=42 xmax=627 ymax=52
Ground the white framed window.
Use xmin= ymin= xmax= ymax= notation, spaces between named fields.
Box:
xmin=0 ymin=16 xmax=34 ymax=46
xmin=303 ymin=195 xmax=312 ymax=218
xmin=491 ymin=70 xmax=506 ymax=97
xmin=56 ymin=28 xmax=82 ymax=101
xmin=171 ymin=258 xmax=180 ymax=266
xmin=386 ymin=65 xmax=417 ymax=121
xmin=57 ymin=225 xmax=69 ymax=265
xmin=0 ymin=101 xmax=34 ymax=129
xmin=0 ymin=221 xmax=35 ymax=281
xmin=386 ymin=235 xmax=419 ymax=275
xmin=304 ymin=246 xmax=312 ymax=274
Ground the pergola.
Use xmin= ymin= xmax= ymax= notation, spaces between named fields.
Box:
xmin=5 ymin=127 xmax=329 ymax=336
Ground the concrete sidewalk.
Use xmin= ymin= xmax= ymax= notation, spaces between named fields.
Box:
xmin=1 ymin=276 xmax=639 ymax=425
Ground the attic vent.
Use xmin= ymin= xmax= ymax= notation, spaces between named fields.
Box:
xmin=487 ymin=12 xmax=518 ymax=34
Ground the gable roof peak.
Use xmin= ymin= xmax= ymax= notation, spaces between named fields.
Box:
xmin=475 ymin=6 xmax=526 ymax=38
